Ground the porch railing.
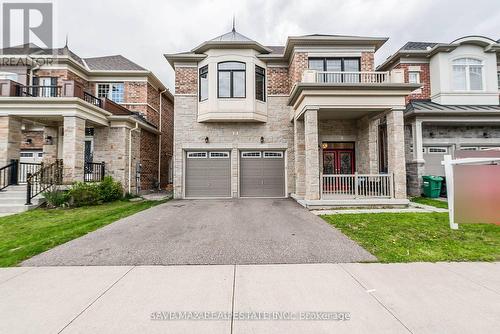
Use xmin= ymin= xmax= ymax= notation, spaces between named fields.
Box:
xmin=84 ymin=162 xmax=105 ymax=182
xmin=0 ymin=160 xmax=19 ymax=191
xmin=83 ymin=91 xmax=103 ymax=108
xmin=316 ymin=71 xmax=389 ymax=84
xmin=322 ymin=173 xmax=394 ymax=199
xmin=26 ymin=159 xmax=63 ymax=205
xmin=19 ymin=162 xmax=42 ymax=183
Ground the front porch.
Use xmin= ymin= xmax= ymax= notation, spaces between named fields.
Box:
xmin=289 ymin=70 xmax=418 ymax=207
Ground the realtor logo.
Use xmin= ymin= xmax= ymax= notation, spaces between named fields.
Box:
xmin=1 ymin=2 xmax=53 ymax=50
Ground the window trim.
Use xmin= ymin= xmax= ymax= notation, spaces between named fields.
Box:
xmin=187 ymin=152 xmax=208 ymax=159
xmin=217 ymin=61 xmax=246 ymax=99
xmin=308 ymin=57 xmax=361 ymax=72
xmin=255 ymin=65 xmax=266 ymax=102
xmin=426 ymin=147 xmax=449 ymax=154
xmin=408 ymin=71 xmax=421 ymax=84
xmin=96 ymin=82 xmax=125 ymax=103
xmin=209 ymin=152 xmax=230 ymax=159
xmin=241 ymin=151 xmax=262 ymax=158
xmin=451 ymin=57 xmax=484 ymax=92
xmin=263 ymin=151 xmax=283 ymax=158
xmin=199 ymin=65 xmax=208 ymax=102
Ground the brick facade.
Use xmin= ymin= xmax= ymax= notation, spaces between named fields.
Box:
xmin=21 ymin=131 xmax=44 ymax=149
xmin=360 ymin=52 xmax=375 ymax=72
xmin=394 ymin=63 xmax=431 ymax=103
xmin=175 ymin=67 xmax=198 ymax=95
xmin=288 ymin=52 xmax=308 ymax=91
xmin=267 ymin=66 xmax=290 ymax=95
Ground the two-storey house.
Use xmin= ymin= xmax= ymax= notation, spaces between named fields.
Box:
xmin=379 ymin=36 xmax=500 ymax=195
xmin=165 ymin=29 xmax=418 ymax=207
xmin=0 ymin=44 xmax=174 ymax=212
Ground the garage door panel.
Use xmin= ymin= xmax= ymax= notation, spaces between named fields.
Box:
xmin=240 ymin=151 xmax=285 ymax=197
xmin=185 ymin=152 xmax=231 ymax=198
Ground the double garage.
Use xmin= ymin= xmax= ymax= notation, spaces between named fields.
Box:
xmin=184 ymin=150 xmax=286 ymax=198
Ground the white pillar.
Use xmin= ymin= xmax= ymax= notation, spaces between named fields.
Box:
xmin=412 ymin=119 xmax=424 ymax=162
xmin=304 ymin=109 xmax=320 ymax=200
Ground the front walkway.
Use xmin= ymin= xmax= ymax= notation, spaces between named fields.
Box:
xmin=1 ymin=262 xmax=498 ymax=333
xmin=22 ymin=199 xmax=375 ymax=266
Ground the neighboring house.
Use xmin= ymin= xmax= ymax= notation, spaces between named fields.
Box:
xmin=378 ymin=36 xmax=500 ymax=196
xmin=165 ymin=29 xmax=418 ymax=207
xmin=0 ymin=44 xmax=174 ymax=196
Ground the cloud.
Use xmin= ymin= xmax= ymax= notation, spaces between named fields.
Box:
xmin=55 ymin=0 xmax=500 ymax=90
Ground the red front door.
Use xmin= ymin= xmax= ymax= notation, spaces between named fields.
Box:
xmin=323 ymin=149 xmax=355 ymax=174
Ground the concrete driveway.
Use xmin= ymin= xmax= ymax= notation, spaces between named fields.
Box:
xmin=22 ymin=199 xmax=376 ymax=266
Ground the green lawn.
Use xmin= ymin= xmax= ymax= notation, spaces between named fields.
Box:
xmin=322 ymin=212 xmax=500 ymax=263
xmin=0 ymin=200 xmax=165 ymax=267
xmin=411 ymin=197 xmax=449 ymax=209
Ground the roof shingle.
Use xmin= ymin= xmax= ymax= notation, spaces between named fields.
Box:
xmin=83 ymin=55 xmax=146 ymax=71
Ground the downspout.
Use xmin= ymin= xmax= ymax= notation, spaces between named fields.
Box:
xmin=157 ymin=89 xmax=167 ymax=190
xmin=27 ymin=56 xmax=40 ymax=85
xmin=128 ymin=122 xmax=140 ymax=194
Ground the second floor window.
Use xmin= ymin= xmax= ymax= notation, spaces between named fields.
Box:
xmin=199 ymin=65 xmax=208 ymax=101
xmin=452 ymin=58 xmax=483 ymax=91
xmin=97 ymin=83 xmax=124 ymax=103
xmin=218 ymin=61 xmax=245 ymax=98
xmin=408 ymin=71 xmax=420 ymax=84
xmin=308 ymin=57 xmax=360 ymax=83
xmin=255 ymin=65 xmax=265 ymax=102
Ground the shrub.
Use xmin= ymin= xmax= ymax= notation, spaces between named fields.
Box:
xmin=98 ymin=176 xmax=123 ymax=202
xmin=43 ymin=187 xmax=69 ymax=208
xmin=67 ymin=182 xmax=101 ymax=207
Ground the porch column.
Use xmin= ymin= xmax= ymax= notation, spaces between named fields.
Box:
xmin=42 ymin=126 xmax=59 ymax=163
xmin=0 ymin=116 xmax=21 ymax=167
xmin=406 ymin=119 xmax=425 ymax=196
xmin=304 ymin=108 xmax=320 ymax=200
xmin=386 ymin=108 xmax=407 ymax=199
xmin=293 ymin=118 xmax=305 ymax=197
xmin=368 ymin=117 xmax=379 ymax=174
xmin=63 ymin=116 xmax=85 ymax=183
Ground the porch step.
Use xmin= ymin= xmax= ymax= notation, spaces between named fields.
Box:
xmin=0 ymin=185 xmax=43 ymax=216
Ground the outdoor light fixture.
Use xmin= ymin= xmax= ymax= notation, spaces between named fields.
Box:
xmin=45 ymin=135 xmax=53 ymax=145
xmin=205 ymin=136 xmax=209 ymax=143
xmin=26 ymin=138 xmax=33 ymax=145
xmin=429 ymin=132 xmax=434 ymax=138
xmin=260 ymin=136 xmax=264 ymax=144
xmin=483 ymin=132 xmax=489 ymax=138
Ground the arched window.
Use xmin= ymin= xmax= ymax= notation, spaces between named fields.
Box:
xmin=452 ymin=58 xmax=483 ymax=91
xmin=218 ymin=61 xmax=246 ymax=98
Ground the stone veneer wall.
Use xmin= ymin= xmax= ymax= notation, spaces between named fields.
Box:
xmin=173 ymin=96 xmax=294 ymax=198
xmin=0 ymin=116 xmax=21 ymax=166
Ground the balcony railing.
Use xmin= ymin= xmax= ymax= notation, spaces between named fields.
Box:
xmin=15 ymin=85 xmax=61 ymax=97
xmin=301 ymin=69 xmax=403 ymax=85
xmin=321 ymin=173 xmax=394 ymax=199
xmin=83 ymin=91 xmax=102 ymax=108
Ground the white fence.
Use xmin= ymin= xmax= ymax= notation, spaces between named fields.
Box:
xmin=321 ymin=173 xmax=394 ymax=199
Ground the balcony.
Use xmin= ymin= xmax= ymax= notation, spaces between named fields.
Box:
xmin=0 ymin=79 xmax=130 ymax=116
xmin=301 ymin=69 xmax=403 ymax=85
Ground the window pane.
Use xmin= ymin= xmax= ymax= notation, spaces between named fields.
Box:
xmin=409 ymin=72 xmax=420 ymax=84
xmin=199 ymin=66 xmax=208 ymax=101
xmin=255 ymin=67 xmax=265 ymax=101
xmin=218 ymin=62 xmax=245 ymax=70
xmin=233 ymin=71 xmax=245 ymax=98
xmin=326 ymin=59 xmax=342 ymax=72
xmin=469 ymin=66 xmax=483 ymax=90
xmin=218 ymin=71 xmax=231 ymax=97
xmin=452 ymin=65 xmax=467 ymax=90
xmin=111 ymin=83 xmax=124 ymax=103
xmin=343 ymin=59 xmax=360 ymax=72
xmin=308 ymin=59 xmax=324 ymax=71
xmin=97 ymin=84 xmax=110 ymax=99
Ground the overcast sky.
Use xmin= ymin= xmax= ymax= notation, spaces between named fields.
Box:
xmin=55 ymin=0 xmax=500 ymax=91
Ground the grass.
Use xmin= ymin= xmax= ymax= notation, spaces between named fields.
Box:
xmin=410 ymin=197 xmax=448 ymax=209
xmin=322 ymin=212 xmax=500 ymax=263
xmin=0 ymin=200 xmax=165 ymax=267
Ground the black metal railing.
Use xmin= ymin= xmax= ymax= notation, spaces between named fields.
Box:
xmin=15 ymin=85 xmax=61 ymax=97
xmin=18 ymin=162 xmax=42 ymax=183
xmin=0 ymin=159 xmax=19 ymax=191
xmin=83 ymin=92 xmax=103 ymax=108
xmin=26 ymin=159 xmax=63 ymax=205
xmin=84 ymin=161 xmax=105 ymax=182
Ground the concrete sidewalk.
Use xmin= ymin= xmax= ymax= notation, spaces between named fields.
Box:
xmin=0 ymin=262 xmax=499 ymax=333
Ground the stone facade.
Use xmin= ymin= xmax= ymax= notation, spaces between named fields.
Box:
xmin=304 ymin=109 xmax=320 ymax=200
xmin=173 ymin=95 xmax=294 ymax=199
xmin=62 ymin=116 xmax=85 ymax=183
xmin=293 ymin=119 xmax=305 ymax=197
xmin=42 ymin=127 xmax=58 ymax=163
xmin=0 ymin=116 xmax=22 ymax=166
xmin=386 ymin=109 xmax=407 ymax=199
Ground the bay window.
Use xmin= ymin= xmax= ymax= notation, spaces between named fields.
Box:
xmin=452 ymin=58 xmax=483 ymax=91
xmin=97 ymin=83 xmax=125 ymax=103
xmin=218 ymin=61 xmax=246 ymax=98
xmin=199 ymin=65 xmax=208 ymax=101
xmin=255 ymin=65 xmax=265 ymax=102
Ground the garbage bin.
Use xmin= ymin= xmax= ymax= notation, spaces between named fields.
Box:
xmin=422 ymin=175 xmax=443 ymax=198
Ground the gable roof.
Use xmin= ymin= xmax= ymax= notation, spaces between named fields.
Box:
xmin=83 ymin=55 xmax=146 ymax=71
xmin=191 ymin=28 xmax=272 ymax=54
